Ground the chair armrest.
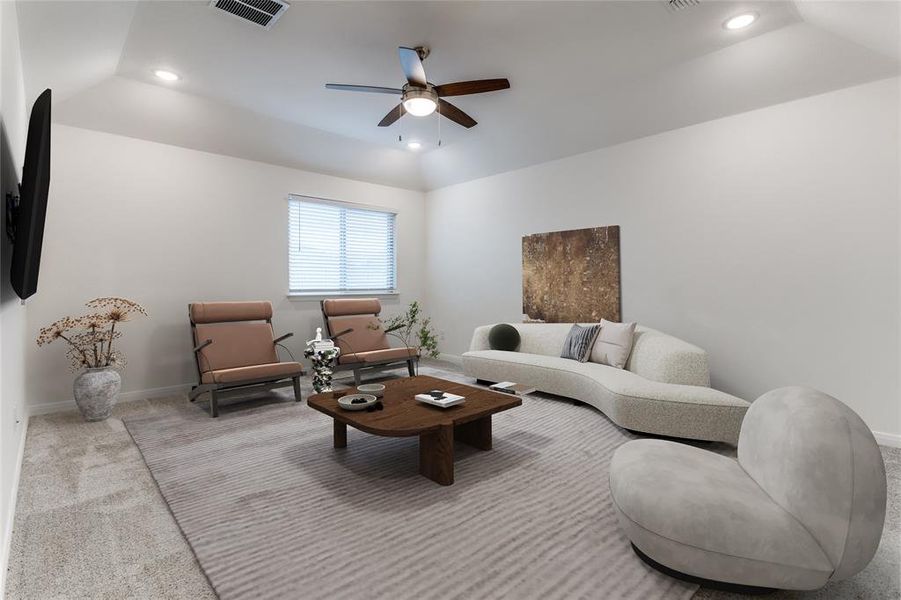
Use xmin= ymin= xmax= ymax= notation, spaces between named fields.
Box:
xmin=193 ymin=339 xmax=213 ymax=353
xmin=273 ymin=332 xmax=294 ymax=345
xmin=627 ymin=330 xmax=710 ymax=386
xmin=328 ymin=328 xmax=354 ymax=340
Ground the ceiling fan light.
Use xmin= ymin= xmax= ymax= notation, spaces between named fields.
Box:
xmin=403 ymin=96 xmax=437 ymax=117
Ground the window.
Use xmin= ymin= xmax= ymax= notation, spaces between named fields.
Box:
xmin=288 ymin=195 xmax=397 ymax=295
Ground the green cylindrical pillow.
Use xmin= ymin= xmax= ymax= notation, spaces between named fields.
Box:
xmin=488 ymin=323 xmax=521 ymax=351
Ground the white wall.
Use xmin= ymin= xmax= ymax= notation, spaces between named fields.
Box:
xmin=25 ymin=125 xmax=426 ymax=410
xmin=425 ymin=77 xmax=900 ymax=440
xmin=0 ymin=0 xmax=31 ymax=594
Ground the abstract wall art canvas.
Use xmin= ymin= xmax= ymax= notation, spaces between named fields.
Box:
xmin=522 ymin=226 xmax=621 ymax=323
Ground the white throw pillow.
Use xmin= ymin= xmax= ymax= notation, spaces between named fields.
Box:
xmin=590 ymin=320 xmax=637 ymax=369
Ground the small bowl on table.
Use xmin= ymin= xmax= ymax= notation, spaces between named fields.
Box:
xmin=356 ymin=383 xmax=385 ymax=398
xmin=337 ymin=394 xmax=378 ymax=411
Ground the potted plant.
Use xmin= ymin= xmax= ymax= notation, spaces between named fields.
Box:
xmin=371 ymin=301 xmax=440 ymax=374
xmin=36 ymin=297 xmax=147 ymax=421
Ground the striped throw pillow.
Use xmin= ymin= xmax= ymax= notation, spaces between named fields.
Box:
xmin=560 ymin=324 xmax=602 ymax=362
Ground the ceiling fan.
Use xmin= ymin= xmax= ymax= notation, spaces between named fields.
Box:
xmin=325 ymin=46 xmax=510 ymax=129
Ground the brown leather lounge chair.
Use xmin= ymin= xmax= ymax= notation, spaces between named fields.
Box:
xmin=188 ymin=301 xmax=304 ymax=417
xmin=321 ymin=298 xmax=418 ymax=385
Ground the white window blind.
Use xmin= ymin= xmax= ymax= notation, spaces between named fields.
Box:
xmin=288 ymin=196 xmax=397 ymax=294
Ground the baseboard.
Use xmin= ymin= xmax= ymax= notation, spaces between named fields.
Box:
xmin=29 ymin=383 xmax=193 ymax=416
xmin=873 ymin=430 xmax=901 ymax=449
xmin=0 ymin=413 xmax=30 ymax=598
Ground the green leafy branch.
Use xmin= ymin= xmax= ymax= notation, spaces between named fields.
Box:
xmin=371 ymin=301 xmax=440 ymax=359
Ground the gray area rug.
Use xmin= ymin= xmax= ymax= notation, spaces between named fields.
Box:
xmin=124 ymin=381 xmax=696 ymax=600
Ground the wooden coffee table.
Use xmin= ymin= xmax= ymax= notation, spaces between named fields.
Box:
xmin=307 ymin=375 xmax=522 ymax=485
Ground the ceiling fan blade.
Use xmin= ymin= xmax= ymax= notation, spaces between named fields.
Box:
xmin=325 ymin=84 xmax=402 ymax=95
xmin=438 ymin=99 xmax=477 ymax=128
xmin=434 ymin=78 xmax=510 ymax=97
xmin=398 ymin=47 xmax=427 ymax=87
xmin=378 ymin=103 xmax=407 ymax=127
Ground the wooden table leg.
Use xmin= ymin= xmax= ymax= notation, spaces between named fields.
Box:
xmin=419 ymin=424 xmax=454 ymax=485
xmin=334 ymin=420 xmax=347 ymax=448
xmin=454 ymin=415 xmax=492 ymax=450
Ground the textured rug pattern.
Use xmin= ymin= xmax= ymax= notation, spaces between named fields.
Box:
xmin=124 ymin=388 xmax=696 ymax=600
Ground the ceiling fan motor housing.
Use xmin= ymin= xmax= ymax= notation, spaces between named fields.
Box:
xmin=401 ymin=84 xmax=439 ymax=117
xmin=402 ymin=84 xmax=438 ymax=103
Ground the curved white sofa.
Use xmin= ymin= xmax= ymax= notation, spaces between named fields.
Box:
xmin=462 ymin=323 xmax=749 ymax=444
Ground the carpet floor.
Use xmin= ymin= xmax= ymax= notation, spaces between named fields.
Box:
xmin=6 ymin=361 xmax=900 ymax=599
xmin=122 ymin=376 xmax=694 ymax=600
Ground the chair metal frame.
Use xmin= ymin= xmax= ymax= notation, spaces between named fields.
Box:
xmin=188 ymin=306 xmax=303 ymax=417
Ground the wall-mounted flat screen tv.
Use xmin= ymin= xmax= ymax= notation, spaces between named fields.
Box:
xmin=9 ymin=88 xmax=51 ymax=300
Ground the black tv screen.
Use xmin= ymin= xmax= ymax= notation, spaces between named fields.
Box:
xmin=10 ymin=88 xmax=51 ymax=300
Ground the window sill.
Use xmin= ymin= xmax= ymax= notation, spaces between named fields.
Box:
xmin=287 ymin=291 xmax=400 ymax=301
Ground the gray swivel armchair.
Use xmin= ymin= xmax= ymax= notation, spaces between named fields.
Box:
xmin=609 ymin=386 xmax=887 ymax=593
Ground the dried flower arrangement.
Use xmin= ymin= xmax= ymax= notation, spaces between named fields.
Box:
xmin=36 ymin=297 xmax=148 ymax=371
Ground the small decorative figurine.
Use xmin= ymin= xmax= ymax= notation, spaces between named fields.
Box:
xmin=304 ymin=330 xmax=340 ymax=393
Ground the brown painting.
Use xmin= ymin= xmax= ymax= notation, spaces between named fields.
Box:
xmin=522 ymin=226 xmax=621 ymax=323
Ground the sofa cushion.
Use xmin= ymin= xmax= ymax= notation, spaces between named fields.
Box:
xmin=610 ymin=439 xmax=833 ymax=589
xmin=464 ymin=350 xmax=741 ymax=407
xmin=462 ymin=349 xmax=749 ymax=444
xmin=468 ymin=324 xmax=711 ymax=386
xmin=190 ymin=301 xmax=273 ymax=324
xmin=560 ymin=324 xmax=601 ymax=362
xmin=590 ymin=320 xmax=636 ymax=369
xmin=327 ymin=315 xmax=389 ymax=356
xmin=322 ymin=298 xmax=382 ymax=317
xmin=339 ymin=347 xmax=418 ymax=365
xmin=201 ymin=362 xmax=303 ymax=384
xmin=194 ymin=322 xmax=279 ymax=372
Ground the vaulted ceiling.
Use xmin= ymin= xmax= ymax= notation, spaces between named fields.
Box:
xmin=16 ymin=0 xmax=900 ymax=191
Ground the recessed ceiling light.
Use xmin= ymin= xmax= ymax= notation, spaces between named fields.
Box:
xmin=154 ymin=69 xmax=180 ymax=82
xmin=407 ymin=141 xmax=422 ymax=150
xmin=724 ymin=13 xmax=757 ymax=30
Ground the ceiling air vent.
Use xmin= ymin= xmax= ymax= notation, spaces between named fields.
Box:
xmin=209 ymin=0 xmax=289 ymax=29
xmin=665 ymin=0 xmax=700 ymax=12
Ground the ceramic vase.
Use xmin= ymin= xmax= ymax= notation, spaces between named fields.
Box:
xmin=73 ymin=367 xmax=121 ymax=421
